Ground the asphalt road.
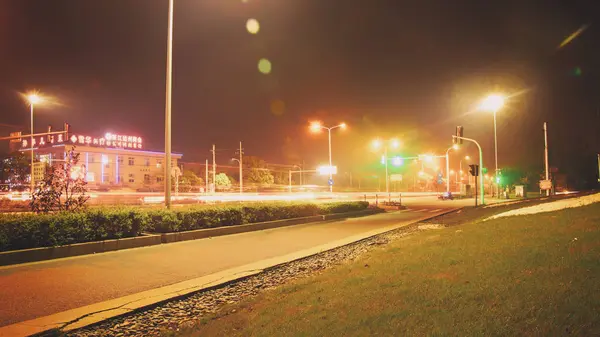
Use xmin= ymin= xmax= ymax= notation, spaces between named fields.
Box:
xmin=0 ymin=198 xmax=471 ymax=327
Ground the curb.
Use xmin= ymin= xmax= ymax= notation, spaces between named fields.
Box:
xmin=0 ymin=209 xmax=381 ymax=267
xmin=0 ymin=208 xmax=452 ymax=337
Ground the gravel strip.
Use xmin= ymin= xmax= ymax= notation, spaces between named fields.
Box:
xmin=68 ymin=223 xmax=428 ymax=337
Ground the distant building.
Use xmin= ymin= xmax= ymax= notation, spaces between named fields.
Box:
xmin=17 ymin=128 xmax=182 ymax=190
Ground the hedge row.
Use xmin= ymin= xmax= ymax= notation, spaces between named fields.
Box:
xmin=0 ymin=201 xmax=370 ymax=252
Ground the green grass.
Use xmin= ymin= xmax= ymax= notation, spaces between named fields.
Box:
xmin=178 ymin=202 xmax=600 ymax=336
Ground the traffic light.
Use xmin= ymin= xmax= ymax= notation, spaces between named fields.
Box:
xmin=469 ymin=164 xmax=479 ymax=177
xmin=453 ymin=126 xmax=464 ymax=145
xmin=392 ymin=156 xmax=403 ymax=166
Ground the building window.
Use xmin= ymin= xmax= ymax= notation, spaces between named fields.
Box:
xmin=128 ymin=157 xmax=135 ymax=166
xmin=89 ymin=154 xmax=95 ymax=163
xmin=156 ymin=176 xmax=163 ymax=183
xmin=118 ymin=176 xmax=123 ymax=184
xmin=128 ymin=173 xmax=135 ymax=183
xmin=102 ymin=155 xmax=109 ymax=168
xmin=156 ymin=159 xmax=162 ymax=168
xmin=144 ymin=174 xmax=151 ymax=184
xmin=118 ymin=156 xmax=124 ymax=164
xmin=102 ymin=173 xmax=110 ymax=183
xmin=144 ymin=158 xmax=150 ymax=167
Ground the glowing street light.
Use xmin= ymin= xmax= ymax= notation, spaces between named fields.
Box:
xmin=479 ymin=93 xmax=506 ymax=196
xmin=479 ymin=94 xmax=505 ymax=113
xmin=25 ymin=91 xmax=46 ymax=193
xmin=372 ymin=138 xmax=402 ymax=194
xmin=460 ymin=155 xmax=471 ymax=185
xmin=309 ymin=121 xmax=347 ymax=192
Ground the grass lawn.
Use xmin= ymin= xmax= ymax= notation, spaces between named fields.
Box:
xmin=177 ymin=202 xmax=600 ymax=336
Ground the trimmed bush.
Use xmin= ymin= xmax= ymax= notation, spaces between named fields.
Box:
xmin=0 ymin=201 xmax=370 ymax=251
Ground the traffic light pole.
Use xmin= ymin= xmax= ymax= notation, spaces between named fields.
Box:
xmin=453 ymin=135 xmax=484 ymax=206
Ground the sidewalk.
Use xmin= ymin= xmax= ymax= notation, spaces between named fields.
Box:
xmin=0 ymin=209 xmax=451 ymax=330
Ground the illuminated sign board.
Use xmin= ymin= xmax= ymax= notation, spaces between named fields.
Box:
xmin=317 ymin=165 xmax=338 ymax=175
xmin=21 ymin=132 xmax=143 ymax=150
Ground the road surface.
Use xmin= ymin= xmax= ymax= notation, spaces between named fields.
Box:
xmin=0 ymin=198 xmax=473 ymax=327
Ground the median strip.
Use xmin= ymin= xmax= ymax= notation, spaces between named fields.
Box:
xmin=0 ymin=206 xmax=381 ymax=267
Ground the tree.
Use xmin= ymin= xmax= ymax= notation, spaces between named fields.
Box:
xmin=273 ymin=171 xmax=288 ymax=185
xmin=30 ymin=147 xmax=89 ymax=213
xmin=243 ymin=156 xmax=274 ymax=185
xmin=1 ymin=152 xmax=29 ymax=190
xmin=214 ymin=173 xmax=231 ymax=190
xmin=246 ymin=168 xmax=274 ymax=185
xmin=178 ymin=170 xmax=203 ymax=192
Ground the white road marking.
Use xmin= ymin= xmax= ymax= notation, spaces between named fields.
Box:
xmin=429 ymin=209 xmax=442 ymax=213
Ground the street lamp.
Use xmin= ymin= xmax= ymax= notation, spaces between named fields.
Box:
xmin=445 ymin=145 xmax=458 ymax=193
xmin=460 ymin=155 xmax=470 ymax=184
xmin=372 ymin=138 xmax=400 ymax=195
xmin=25 ymin=92 xmax=45 ymax=193
xmin=479 ymin=93 xmax=505 ymax=196
xmin=231 ymin=158 xmax=242 ymax=194
xmin=164 ymin=0 xmax=174 ymax=208
xmin=309 ymin=121 xmax=347 ymax=192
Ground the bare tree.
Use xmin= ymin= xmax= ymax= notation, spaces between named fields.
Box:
xmin=31 ymin=147 xmax=89 ymax=213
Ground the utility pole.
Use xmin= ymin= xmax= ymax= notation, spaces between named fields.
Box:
xmin=239 ymin=141 xmax=243 ymax=194
xmin=212 ymin=144 xmax=216 ymax=192
xmin=543 ymin=122 xmax=550 ymax=196
xmin=205 ymin=159 xmax=208 ymax=194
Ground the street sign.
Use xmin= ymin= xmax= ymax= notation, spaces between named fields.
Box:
xmin=390 ymin=174 xmax=403 ymax=182
xmin=328 ymin=178 xmax=334 ymax=186
xmin=539 ymin=179 xmax=552 ymax=190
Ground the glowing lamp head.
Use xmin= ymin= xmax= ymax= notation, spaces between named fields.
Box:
xmin=27 ymin=94 xmax=42 ymax=105
xmin=479 ymin=94 xmax=505 ymax=113
xmin=465 ymin=155 xmax=471 ymax=160
xmin=450 ymin=170 xmax=455 ymax=174
xmin=372 ymin=139 xmax=382 ymax=150
xmin=339 ymin=122 xmax=347 ymax=130
xmin=390 ymin=138 xmax=400 ymax=149
xmin=309 ymin=121 xmax=322 ymax=133
xmin=392 ymin=157 xmax=403 ymax=166
xmin=452 ymin=144 xmax=459 ymax=150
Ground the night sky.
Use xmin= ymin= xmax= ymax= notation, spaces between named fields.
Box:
xmin=1 ymin=0 xmax=599 ymax=186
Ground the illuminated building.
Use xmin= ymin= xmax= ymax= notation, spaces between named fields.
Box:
xmin=18 ymin=129 xmax=182 ymax=190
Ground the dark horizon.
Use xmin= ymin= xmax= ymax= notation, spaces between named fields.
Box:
xmin=1 ymin=0 xmax=599 ymax=187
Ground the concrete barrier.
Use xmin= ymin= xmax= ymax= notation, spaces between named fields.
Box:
xmin=0 ymin=208 xmax=381 ymax=267
xmin=0 ymin=234 xmax=163 ymax=267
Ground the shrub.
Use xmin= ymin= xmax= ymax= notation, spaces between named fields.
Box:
xmin=0 ymin=201 xmax=370 ymax=251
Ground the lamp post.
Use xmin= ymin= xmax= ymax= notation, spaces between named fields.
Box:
xmin=460 ymin=155 xmax=470 ymax=184
xmin=231 ymin=157 xmax=242 ymax=194
xmin=164 ymin=0 xmax=174 ymax=208
xmin=445 ymin=144 xmax=458 ymax=193
xmin=372 ymin=138 xmax=400 ymax=195
xmin=309 ymin=121 xmax=347 ymax=192
xmin=26 ymin=93 xmax=44 ymax=193
xmin=479 ymin=94 xmax=505 ymax=197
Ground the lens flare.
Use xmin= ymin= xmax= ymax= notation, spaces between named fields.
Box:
xmin=246 ymin=18 xmax=260 ymax=34
xmin=258 ymin=58 xmax=272 ymax=74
